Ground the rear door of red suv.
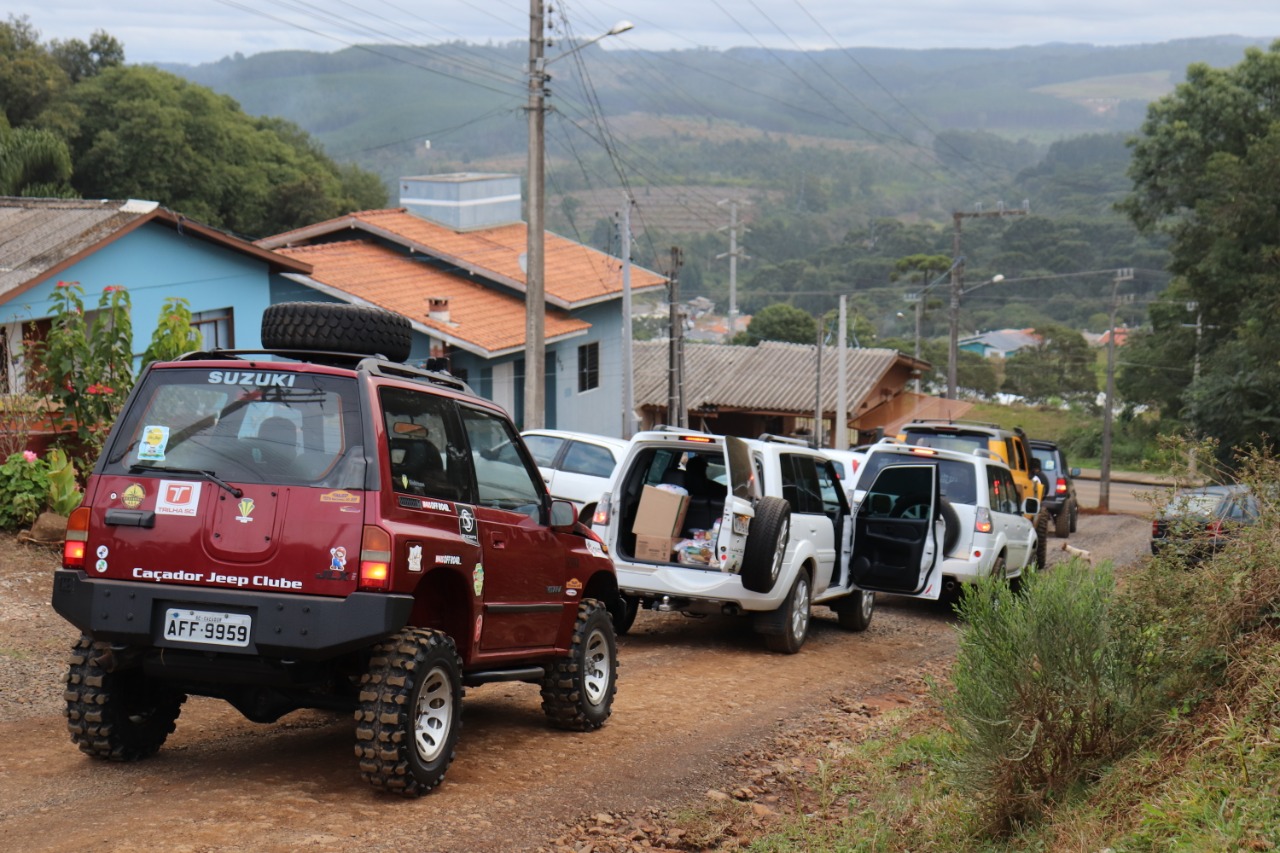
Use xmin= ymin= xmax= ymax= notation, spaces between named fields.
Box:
xmin=86 ymin=362 xmax=370 ymax=619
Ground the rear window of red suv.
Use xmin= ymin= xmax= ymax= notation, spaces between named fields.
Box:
xmin=101 ymin=367 xmax=363 ymax=488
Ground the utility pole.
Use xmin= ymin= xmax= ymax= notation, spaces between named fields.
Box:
xmin=666 ymin=247 xmax=685 ymax=428
xmin=523 ymin=0 xmax=547 ymax=429
xmin=716 ymin=199 xmax=748 ymax=339
xmin=947 ymin=206 xmax=1028 ymax=399
xmin=619 ymin=198 xmax=636 ymax=438
xmin=1099 ymin=267 xmax=1134 ymax=513
xmin=813 ymin=319 xmax=824 ymax=449
xmin=836 ymin=295 xmax=848 ymax=449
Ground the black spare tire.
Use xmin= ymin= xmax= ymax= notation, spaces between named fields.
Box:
xmin=740 ymin=496 xmax=791 ymax=594
xmin=262 ymin=301 xmax=413 ymax=362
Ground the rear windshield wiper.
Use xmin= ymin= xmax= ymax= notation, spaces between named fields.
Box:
xmin=129 ymin=465 xmax=244 ymax=499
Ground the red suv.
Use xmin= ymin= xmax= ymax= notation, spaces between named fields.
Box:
xmin=52 ymin=302 xmax=619 ymax=796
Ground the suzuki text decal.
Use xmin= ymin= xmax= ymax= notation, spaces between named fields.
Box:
xmin=156 ymin=481 xmax=202 ymax=516
xmin=207 ymin=370 xmax=297 ymax=387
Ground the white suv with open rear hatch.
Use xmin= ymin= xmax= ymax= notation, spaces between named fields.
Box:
xmin=590 ymin=430 xmax=944 ymax=653
xmin=849 ymin=439 xmax=1041 ymax=600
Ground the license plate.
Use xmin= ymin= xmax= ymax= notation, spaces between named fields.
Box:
xmin=732 ymin=514 xmax=751 ymax=535
xmin=163 ymin=608 xmax=251 ymax=648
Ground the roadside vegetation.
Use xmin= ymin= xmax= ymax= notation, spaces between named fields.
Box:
xmin=665 ymin=445 xmax=1280 ymax=851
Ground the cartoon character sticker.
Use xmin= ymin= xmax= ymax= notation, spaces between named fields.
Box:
xmin=407 ymin=544 xmax=423 ymax=573
xmin=137 ymin=425 xmax=170 ymax=461
xmin=317 ymin=546 xmax=351 ymax=581
xmin=472 ymin=562 xmax=484 ymax=597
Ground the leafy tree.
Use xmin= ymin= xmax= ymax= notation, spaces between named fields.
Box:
xmin=0 ymin=118 xmax=72 ymax=196
xmin=742 ymin=302 xmax=816 ymax=345
xmin=1001 ymin=324 xmax=1097 ymax=404
xmin=49 ymin=30 xmax=123 ymax=83
xmin=37 ymin=64 xmax=386 ymax=237
xmin=1120 ymin=42 xmax=1280 ymax=454
xmin=0 ymin=15 xmax=68 ymax=127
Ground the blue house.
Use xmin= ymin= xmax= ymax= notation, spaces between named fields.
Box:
xmin=0 ymin=197 xmax=311 ymax=390
xmin=256 ymin=173 xmax=668 ymax=435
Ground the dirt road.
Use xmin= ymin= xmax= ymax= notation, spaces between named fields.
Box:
xmin=0 ymin=514 xmax=1150 ymax=852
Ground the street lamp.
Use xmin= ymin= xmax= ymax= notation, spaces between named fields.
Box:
xmin=524 ymin=8 xmax=633 ymax=430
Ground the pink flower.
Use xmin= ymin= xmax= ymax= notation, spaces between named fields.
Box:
xmin=56 ymin=280 xmax=75 ymax=289
xmin=103 ymin=285 xmax=124 ymax=293
xmin=22 ymin=450 xmax=37 ymax=463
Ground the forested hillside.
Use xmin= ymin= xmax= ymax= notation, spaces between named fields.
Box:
xmin=162 ymin=37 xmax=1270 ymax=337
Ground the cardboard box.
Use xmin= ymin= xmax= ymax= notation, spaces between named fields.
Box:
xmin=634 ymin=534 xmax=675 ymax=562
xmin=632 ymin=485 xmax=689 ymax=539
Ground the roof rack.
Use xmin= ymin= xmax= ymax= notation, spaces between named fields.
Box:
xmin=756 ymin=433 xmax=811 ymax=447
xmin=172 ymin=348 xmax=474 ymax=394
xmin=907 ymin=418 xmax=1005 ymax=431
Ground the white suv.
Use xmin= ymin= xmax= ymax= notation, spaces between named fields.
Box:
xmin=591 ymin=430 xmax=939 ymax=653
xmin=850 ymin=439 xmax=1041 ymax=600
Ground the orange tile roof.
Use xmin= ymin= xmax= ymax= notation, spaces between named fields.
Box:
xmin=274 ymin=240 xmax=589 ymax=356
xmin=261 ymin=208 xmax=667 ymax=308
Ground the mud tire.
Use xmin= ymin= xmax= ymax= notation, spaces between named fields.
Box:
xmin=741 ymin=496 xmax=791 ymax=594
xmin=64 ymin=635 xmax=185 ymax=761
xmin=1055 ymin=506 xmax=1070 ymax=538
xmin=542 ymin=600 xmax=618 ymax=731
xmin=262 ymin=301 xmax=413 ymax=362
xmin=355 ymin=628 xmax=463 ymax=797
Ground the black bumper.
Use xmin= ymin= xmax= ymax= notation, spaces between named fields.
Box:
xmin=52 ymin=569 xmax=414 ymax=660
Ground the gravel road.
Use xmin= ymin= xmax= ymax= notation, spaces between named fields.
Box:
xmin=0 ymin=513 xmax=1150 ymax=852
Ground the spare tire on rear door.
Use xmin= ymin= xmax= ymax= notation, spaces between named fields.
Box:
xmin=262 ymin=302 xmax=413 ymax=363
xmin=740 ymin=496 xmax=790 ymax=594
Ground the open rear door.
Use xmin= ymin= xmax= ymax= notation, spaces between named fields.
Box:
xmin=715 ymin=436 xmax=758 ymax=574
xmin=848 ymin=463 xmax=943 ymax=599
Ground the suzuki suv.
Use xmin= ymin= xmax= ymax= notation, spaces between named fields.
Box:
xmin=591 ymin=430 xmax=939 ymax=654
xmin=52 ymin=302 xmax=619 ymax=796
xmin=851 ymin=439 xmax=1041 ymax=600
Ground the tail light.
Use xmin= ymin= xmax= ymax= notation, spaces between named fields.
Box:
xmin=63 ymin=506 xmax=90 ymax=568
xmin=974 ymin=507 xmax=993 ymax=534
xmin=358 ymin=525 xmax=392 ymax=591
xmin=592 ymin=493 xmax=612 ymax=526
xmin=1206 ymin=519 xmax=1225 ymax=538
xmin=1055 ymin=477 xmax=1068 ymax=495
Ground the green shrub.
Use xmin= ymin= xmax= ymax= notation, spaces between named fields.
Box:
xmin=0 ymin=450 xmax=53 ymax=530
xmin=942 ymin=562 xmax=1156 ymax=834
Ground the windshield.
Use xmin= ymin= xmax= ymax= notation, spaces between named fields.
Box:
xmin=102 ymin=366 xmax=364 ymax=488
xmin=855 ymin=453 xmax=977 ymax=505
xmin=901 ymin=430 xmax=987 ymax=456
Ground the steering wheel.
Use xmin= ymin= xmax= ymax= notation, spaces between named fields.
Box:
xmin=890 ymin=493 xmax=933 ymax=519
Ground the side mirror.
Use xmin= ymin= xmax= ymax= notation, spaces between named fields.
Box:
xmin=549 ymin=499 xmax=576 ymax=529
xmin=1023 ymin=497 xmax=1040 ymax=516
xmin=1070 ymin=467 xmax=1081 ymax=478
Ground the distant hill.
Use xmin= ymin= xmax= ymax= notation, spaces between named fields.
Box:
xmin=165 ymin=36 xmax=1269 ymax=186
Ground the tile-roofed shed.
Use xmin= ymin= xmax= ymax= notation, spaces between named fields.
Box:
xmin=257 ymin=209 xmax=666 ymax=309
xmin=273 ymin=241 xmax=588 ymax=356
xmin=0 ymin=197 xmax=310 ymax=302
xmin=634 ymin=340 xmax=921 ymax=416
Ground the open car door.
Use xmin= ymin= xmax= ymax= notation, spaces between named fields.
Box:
xmin=848 ymin=463 xmax=943 ymax=599
xmin=715 ymin=436 xmax=758 ymax=574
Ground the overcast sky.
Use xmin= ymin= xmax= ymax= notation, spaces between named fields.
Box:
xmin=10 ymin=0 xmax=1280 ymax=65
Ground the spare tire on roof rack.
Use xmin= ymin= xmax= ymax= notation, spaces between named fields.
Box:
xmin=261 ymin=302 xmax=413 ymax=363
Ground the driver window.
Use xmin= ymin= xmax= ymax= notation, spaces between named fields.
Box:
xmin=459 ymin=406 xmax=544 ymax=518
